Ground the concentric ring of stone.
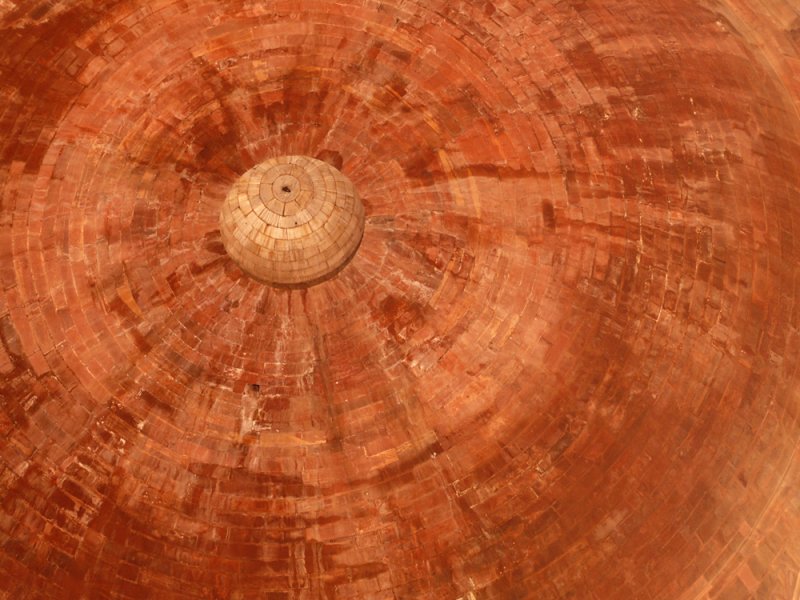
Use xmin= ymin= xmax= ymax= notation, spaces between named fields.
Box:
xmin=219 ymin=155 xmax=365 ymax=287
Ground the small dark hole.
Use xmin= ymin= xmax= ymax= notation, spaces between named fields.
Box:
xmin=250 ymin=384 xmax=260 ymax=392
xmin=281 ymin=186 xmax=291 ymax=193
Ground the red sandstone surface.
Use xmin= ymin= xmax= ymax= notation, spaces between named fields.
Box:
xmin=1 ymin=1 xmax=800 ymax=599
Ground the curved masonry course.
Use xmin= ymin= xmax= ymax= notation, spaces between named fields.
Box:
xmin=0 ymin=1 xmax=799 ymax=599
xmin=219 ymin=155 xmax=364 ymax=288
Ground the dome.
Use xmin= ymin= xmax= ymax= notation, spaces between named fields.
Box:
xmin=219 ymin=155 xmax=364 ymax=287
xmin=0 ymin=1 xmax=799 ymax=599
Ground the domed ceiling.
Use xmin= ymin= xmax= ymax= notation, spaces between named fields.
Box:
xmin=1 ymin=1 xmax=800 ymax=598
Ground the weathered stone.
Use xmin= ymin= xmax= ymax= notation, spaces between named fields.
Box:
xmin=0 ymin=0 xmax=799 ymax=599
